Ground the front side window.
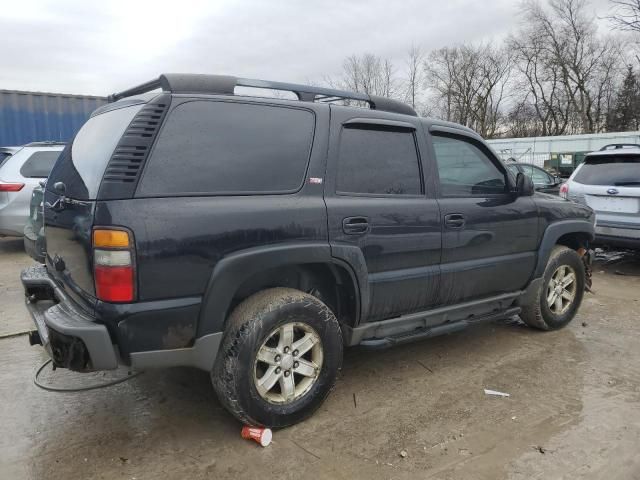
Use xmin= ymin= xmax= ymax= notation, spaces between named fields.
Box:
xmin=530 ymin=166 xmax=553 ymax=185
xmin=20 ymin=150 xmax=61 ymax=178
xmin=336 ymin=127 xmax=421 ymax=195
xmin=432 ymin=135 xmax=506 ymax=196
xmin=520 ymin=164 xmax=552 ymax=185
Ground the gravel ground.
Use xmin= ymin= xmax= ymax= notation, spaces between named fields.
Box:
xmin=1 ymin=236 xmax=639 ymax=479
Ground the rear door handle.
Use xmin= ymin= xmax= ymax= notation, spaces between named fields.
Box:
xmin=444 ymin=213 xmax=465 ymax=229
xmin=342 ymin=216 xmax=370 ymax=235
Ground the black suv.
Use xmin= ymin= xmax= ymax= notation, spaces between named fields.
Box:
xmin=22 ymin=74 xmax=595 ymax=428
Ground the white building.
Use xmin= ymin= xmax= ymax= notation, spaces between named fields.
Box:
xmin=487 ymin=131 xmax=640 ymax=168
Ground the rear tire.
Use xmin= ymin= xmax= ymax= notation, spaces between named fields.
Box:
xmin=211 ymin=288 xmax=343 ymax=428
xmin=521 ymin=245 xmax=585 ymax=330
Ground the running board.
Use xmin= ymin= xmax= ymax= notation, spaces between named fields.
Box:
xmin=358 ymin=307 xmax=521 ymax=349
xmin=342 ymin=291 xmax=523 ymax=347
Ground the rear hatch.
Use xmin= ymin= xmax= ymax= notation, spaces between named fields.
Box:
xmin=571 ymin=153 xmax=640 ymax=228
xmin=44 ymin=103 xmax=144 ymax=310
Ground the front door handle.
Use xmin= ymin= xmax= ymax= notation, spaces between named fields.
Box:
xmin=342 ymin=216 xmax=370 ymax=235
xmin=444 ymin=213 xmax=465 ymax=229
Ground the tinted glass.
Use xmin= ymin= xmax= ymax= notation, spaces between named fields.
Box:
xmin=336 ymin=127 xmax=421 ymax=195
xmin=19 ymin=151 xmax=60 ymax=178
xmin=432 ymin=135 xmax=506 ymax=196
xmin=531 ymin=166 xmax=552 ymax=184
xmin=520 ymin=164 xmax=552 ymax=184
xmin=574 ymin=156 xmax=640 ymax=186
xmin=0 ymin=152 xmax=12 ymax=167
xmin=138 ymin=101 xmax=315 ymax=195
xmin=47 ymin=104 xmax=143 ymax=199
xmin=507 ymin=164 xmax=520 ymax=175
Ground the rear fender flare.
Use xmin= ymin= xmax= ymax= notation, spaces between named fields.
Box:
xmin=197 ymin=243 xmax=366 ymax=336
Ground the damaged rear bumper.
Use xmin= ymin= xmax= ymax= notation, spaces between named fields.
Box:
xmin=21 ymin=264 xmax=118 ymax=371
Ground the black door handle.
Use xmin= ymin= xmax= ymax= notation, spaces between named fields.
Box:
xmin=444 ymin=213 xmax=465 ymax=229
xmin=342 ymin=216 xmax=370 ymax=235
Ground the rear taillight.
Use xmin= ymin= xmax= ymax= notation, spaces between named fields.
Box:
xmin=559 ymin=182 xmax=569 ymax=199
xmin=93 ymin=228 xmax=135 ymax=302
xmin=0 ymin=182 xmax=25 ymax=192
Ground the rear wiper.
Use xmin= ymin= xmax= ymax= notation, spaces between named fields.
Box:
xmin=614 ymin=182 xmax=640 ymax=186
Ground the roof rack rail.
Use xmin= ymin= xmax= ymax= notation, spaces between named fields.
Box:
xmin=598 ymin=143 xmax=640 ymax=151
xmin=24 ymin=141 xmax=66 ymax=147
xmin=108 ymin=73 xmax=417 ymax=117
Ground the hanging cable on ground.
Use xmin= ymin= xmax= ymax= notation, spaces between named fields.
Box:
xmin=34 ymin=358 xmax=143 ymax=392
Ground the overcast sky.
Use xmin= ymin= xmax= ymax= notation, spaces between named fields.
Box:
xmin=0 ymin=0 xmax=615 ymax=96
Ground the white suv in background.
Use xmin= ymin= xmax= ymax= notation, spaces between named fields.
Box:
xmin=562 ymin=145 xmax=640 ymax=249
xmin=0 ymin=142 xmax=64 ymax=237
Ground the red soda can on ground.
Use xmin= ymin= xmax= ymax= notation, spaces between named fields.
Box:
xmin=241 ymin=426 xmax=273 ymax=447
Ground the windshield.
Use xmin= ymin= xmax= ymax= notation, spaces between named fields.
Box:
xmin=574 ymin=156 xmax=640 ymax=186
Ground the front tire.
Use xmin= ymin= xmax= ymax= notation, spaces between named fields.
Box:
xmin=521 ymin=245 xmax=585 ymax=330
xmin=211 ymin=288 xmax=343 ymax=428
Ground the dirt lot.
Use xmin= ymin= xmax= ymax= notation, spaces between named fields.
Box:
xmin=1 ymin=236 xmax=639 ymax=480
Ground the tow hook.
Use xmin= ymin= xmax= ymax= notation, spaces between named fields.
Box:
xmin=578 ymin=247 xmax=594 ymax=293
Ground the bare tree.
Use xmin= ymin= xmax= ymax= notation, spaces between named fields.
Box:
xmin=510 ymin=0 xmax=623 ymax=135
xmin=404 ymin=45 xmax=424 ymax=109
xmin=339 ymin=53 xmax=397 ymax=97
xmin=609 ymin=0 xmax=640 ymax=32
xmin=424 ymin=43 xmax=512 ymax=137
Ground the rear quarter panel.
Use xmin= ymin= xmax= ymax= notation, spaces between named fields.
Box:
xmin=94 ymin=194 xmax=329 ymax=301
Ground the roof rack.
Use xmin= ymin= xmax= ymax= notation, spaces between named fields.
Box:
xmin=598 ymin=143 xmax=640 ymax=151
xmin=108 ymin=73 xmax=417 ymax=117
xmin=24 ymin=141 xmax=66 ymax=147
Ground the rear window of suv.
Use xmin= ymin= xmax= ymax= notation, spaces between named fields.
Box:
xmin=137 ymin=101 xmax=315 ymax=196
xmin=46 ymin=104 xmax=143 ymax=199
xmin=20 ymin=151 xmax=61 ymax=178
xmin=573 ymin=156 xmax=640 ymax=186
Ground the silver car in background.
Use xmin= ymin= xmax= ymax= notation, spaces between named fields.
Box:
xmin=0 ymin=142 xmax=64 ymax=237
xmin=561 ymin=145 xmax=640 ymax=249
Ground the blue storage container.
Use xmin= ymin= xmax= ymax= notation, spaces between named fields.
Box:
xmin=0 ymin=89 xmax=107 ymax=147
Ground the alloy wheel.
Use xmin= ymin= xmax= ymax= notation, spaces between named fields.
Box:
xmin=253 ymin=322 xmax=323 ymax=404
xmin=546 ymin=265 xmax=577 ymax=315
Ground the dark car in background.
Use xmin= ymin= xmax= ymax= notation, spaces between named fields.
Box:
xmin=23 ymin=180 xmax=46 ymax=262
xmin=507 ymin=162 xmax=563 ymax=195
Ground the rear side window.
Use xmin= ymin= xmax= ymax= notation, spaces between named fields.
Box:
xmin=432 ymin=135 xmax=506 ymax=196
xmin=19 ymin=151 xmax=60 ymax=178
xmin=47 ymin=104 xmax=143 ymax=199
xmin=574 ymin=156 xmax=640 ymax=186
xmin=336 ymin=127 xmax=421 ymax=195
xmin=137 ymin=101 xmax=315 ymax=196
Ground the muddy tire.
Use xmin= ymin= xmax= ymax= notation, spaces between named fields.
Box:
xmin=520 ymin=245 xmax=585 ymax=331
xmin=211 ymin=287 xmax=343 ymax=428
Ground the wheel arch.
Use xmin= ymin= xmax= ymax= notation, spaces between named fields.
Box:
xmin=197 ymin=243 xmax=363 ymax=337
xmin=534 ymin=220 xmax=594 ymax=278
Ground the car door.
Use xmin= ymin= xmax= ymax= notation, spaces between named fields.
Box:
xmin=429 ymin=128 xmax=539 ymax=304
xmin=324 ymin=107 xmax=441 ymax=322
